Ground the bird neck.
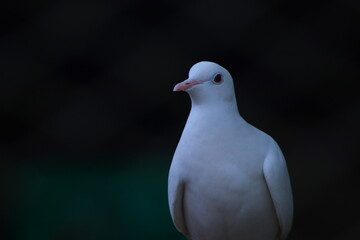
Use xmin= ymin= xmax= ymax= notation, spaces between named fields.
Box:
xmin=189 ymin=100 xmax=243 ymax=124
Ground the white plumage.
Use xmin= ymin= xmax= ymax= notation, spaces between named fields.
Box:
xmin=168 ymin=61 xmax=293 ymax=240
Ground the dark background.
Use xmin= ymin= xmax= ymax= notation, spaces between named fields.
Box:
xmin=1 ymin=0 xmax=359 ymax=239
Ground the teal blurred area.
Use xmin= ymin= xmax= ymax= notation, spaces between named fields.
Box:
xmin=6 ymin=154 xmax=185 ymax=240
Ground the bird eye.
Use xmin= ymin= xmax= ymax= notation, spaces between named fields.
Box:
xmin=212 ymin=74 xmax=223 ymax=84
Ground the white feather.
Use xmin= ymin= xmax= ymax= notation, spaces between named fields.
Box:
xmin=168 ymin=61 xmax=293 ymax=240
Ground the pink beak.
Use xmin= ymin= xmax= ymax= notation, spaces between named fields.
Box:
xmin=173 ymin=78 xmax=201 ymax=92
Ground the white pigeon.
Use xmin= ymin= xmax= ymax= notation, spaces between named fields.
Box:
xmin=168 ymin=61 xmax=293 ymax=240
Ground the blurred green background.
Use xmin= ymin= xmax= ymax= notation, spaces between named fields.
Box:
xmin=5 ymin=154 xmax=185 ymax=240
xmin=1 ymin=0 xmax=359 ymax=239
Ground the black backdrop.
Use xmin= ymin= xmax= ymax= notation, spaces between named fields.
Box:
xmin=1 ymin=0 xmax=359 ymax=239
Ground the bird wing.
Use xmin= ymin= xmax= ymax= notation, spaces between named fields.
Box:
xmin=263 ymin=140 xmax=293 ymax=240
xmin=168 ymin=166 xmax=189 ymax=236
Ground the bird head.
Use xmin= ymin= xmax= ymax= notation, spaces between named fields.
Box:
xmin=173 ymin=61 xmax=236 ymax=105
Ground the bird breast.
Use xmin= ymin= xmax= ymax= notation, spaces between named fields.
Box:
xmin=172 ymin=120 xmax=279 ymax=240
